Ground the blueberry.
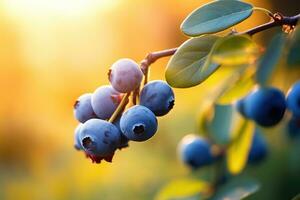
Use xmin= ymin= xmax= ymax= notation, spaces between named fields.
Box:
xmin=91 ymin=85 xmax=121 ymax=120
xmin=287 ymin=81 xmax=300 ymax=117
xmin=113 ymin=117 xmax=129 ymax=149
xmin=178 ymin=134 xmax=213 ymax=169
xmin=109 ymin=58 xmax=143 ymax=93
xmin=248 ymin=129 xmax=268 ymax=164
xmin=120 ymin=105 xmax=157 ymax=142
xmin=244 ymin=87 xmax=286 ymax=127
xmin=140 ymin=80 xmax=175 ymax=116
xmin=74 ymin=123 xmax=83 ymax=150
xmin=286 ymin=116 xmax=300 ymax=139
xmin=74 ymin=93 xmax=97 ymax=123
xmin=79 ymin=119 xmax=121 ymax=158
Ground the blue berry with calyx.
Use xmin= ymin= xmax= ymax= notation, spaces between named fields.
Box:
xmin=244 ymin=87 xmax=286 ymax=127
xmin=120 ymin=105 xmax=157 ymax=142
xmin=178 ymin=134 xmax=213 ymax=169
xmin=113 ymin=117 xmax=129 ymax=149
xmin=79 ymin=119 xmax=121 ymax=163
xmin=286 ymin=81 xmax=300 ymax=118
xmin=74 ymin=93 xmax=97 ymax=123
xmin=140 ymin=80 xmax=175 ymax=116
xmin=91 ymin=85 xmax=122 ymax=120
xmin=74 ymin=123 xmax=83 ymax=150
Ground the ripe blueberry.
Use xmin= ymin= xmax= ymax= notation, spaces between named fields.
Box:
xmin=178 ymin=134 xmax=213 ymax=169
xmin=286 ymin=116 xmax=300 ymax=139
xmin=113 ymin=117 xmax=129 ymax=149
xmin=140 ymin=80 xmax=175 ymax=116
xmin=74 ymin=93 xmax=97 ymax=123
xmin=109 ymin=58 xmax=143 ymax=93
xmin=244 ymin=87 xmax=286 ymax=127
xmin=286 ymin=81 xmax=300 ymax=117
xmin=120 ymin=105 xmax=157 ymax=142
xmin=79 ymin=119 xmax=121 ymax=163
xmin=74 ymin=123 xmax=83 ymax=150
xmin=91 ymin=85 xmax=122 ymax=120
xmin=248 ymin=129 xmax=268 ymax=164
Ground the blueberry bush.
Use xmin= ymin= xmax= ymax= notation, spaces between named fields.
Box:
xmin=73 ymin=0 xmax=300 ymax=199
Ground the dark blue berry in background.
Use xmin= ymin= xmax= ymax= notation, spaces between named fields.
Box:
xmin=287 ymin=81 xmax=300 ymax=118
xmin=140 ymin=80 xmax=175 ymax=116
xmin=244 ymin=87 xmax=286 ymax=127
xmin=286 ymin=116 xmax=300 ymax=139
xmin=248 ymin=129 xmax=268 ymax=164
xmin=178 ymin=135 xmax=213 ymax=169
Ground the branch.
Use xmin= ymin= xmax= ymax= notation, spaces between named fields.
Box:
xmin=240 ymin=13 xmax=300 ymax=36
xmin=138 ymin=13 xmax=300 ymax=76
xmin=140 ymin=48 xmax=177 ymax=76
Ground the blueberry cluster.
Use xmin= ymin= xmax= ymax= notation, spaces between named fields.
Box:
xmin=178 ymin=81 xmax=300 ymax=170
xmin=73 ymin=58 xmax=175 ymax=164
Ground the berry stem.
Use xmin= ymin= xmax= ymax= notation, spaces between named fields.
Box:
xmin=109 ymin=92 xmax=131 ymax=123
xmin=140 ymin=48 xmax=177 ymax=75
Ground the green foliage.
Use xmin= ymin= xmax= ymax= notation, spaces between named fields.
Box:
xmin=155 ymin=178 xmax=211 ymax=200
xmin=226 ymin=120 xmax=255 ymax=175
xmin=256 ymin=33 xmax=286 ymax=86
xmin=216 ymin=66 xmax=255 ymax=104
xmin=181 ymin=0 xmax=253 ymax=36
xmin=287 ymin=27 xmax=300 ymax=66
xmin=211 ymin=35 xmax=260 ymax=66
xmin=206 ymin=104 xmax=234 ymax=145
xmin=165 ymin=35 xmax=219 ymax=88
xmin=209 ymin=177 xmax=260 ymax=200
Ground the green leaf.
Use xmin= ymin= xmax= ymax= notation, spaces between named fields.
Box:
xmin=211 ymin=35 xmax=260 ymax=66
xmin=181 ymin=0 xmax=253 ymax=36
xmin=155 ymin=179 xmax=211 ymax=200
xmin=216 ymin=65 xmax=255 ymax=104
xmin=165 ymin=35 xmax=220 ymax=88
xmin=210 ymin=177 xmax=260 ymax=200
xmin=226 ymin=120 xmax=255 ymax=175
xmin=256 ymin=33 xmax=286 ymax=86
xmin=287 ymin=27 xmax=300 ymax=66
xmin=206 ymin=104 xmax=234 ymax=145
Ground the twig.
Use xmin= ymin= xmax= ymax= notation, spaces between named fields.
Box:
xmin=140 ymin=48 xmax=177 ymax=75
xmin=108 ymin=92 xmax=131 ymax=123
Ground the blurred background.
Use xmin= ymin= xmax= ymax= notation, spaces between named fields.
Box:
xmin=0 ymin=0 xmax=299 ymax=199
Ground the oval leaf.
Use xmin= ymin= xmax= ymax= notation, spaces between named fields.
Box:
xmin=165 ymin=35 xmax=219 ymax=88
xmin=211 ymin=35 xmax=260 ymax=66
xmin=226 ymin=120 xmax=255 ymax=175
xmin=256 ymin=33 xmax=286 ymax=86
xmin=181 ymin=0 xmax=253 ymax=36
xmin=216 ymin=66 xmax=255 ymax=104
xmin=155 ymin=179 xmax=211 ymax=200
xmin=210 ymin=177 xmax=260 ymax=200
xmin=206 ymin=104 xmax=234 ymax=145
